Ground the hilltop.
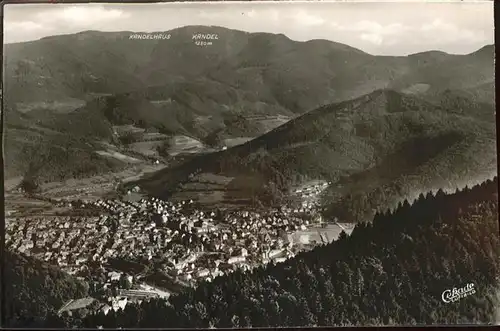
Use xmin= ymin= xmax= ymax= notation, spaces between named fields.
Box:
xmin=135 ymin=89 xmax=496 ymax=221
xmin=4 ymin=26 xmax=494 ymax=108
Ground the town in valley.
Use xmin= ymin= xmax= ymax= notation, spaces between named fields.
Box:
xmin=5 ymin=177 xmax=353 ymax=316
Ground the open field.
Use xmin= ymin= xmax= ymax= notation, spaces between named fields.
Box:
xmin=5 ymin=176 xmax=24 ymax=191
xmin=257 ymin=115 xmax=292 ymax=132
xmin=172 ymin=173 xmax=236 ymax=205
xmin=224 ymin=137 xmax=253 ymax=147
xmin=113 ymin=125 xmax=145 ymax=135
xmin=168 ymin=135 xmax=205 ymax=156
xmin=5 ymin=163 xmax=166 ymax=207
xmin=129 ymin=141 xmax=164 ymax=157
xmin=96 ymin=150 xmax=142 ymax=163
xmin=15 ymin=98 xmax=86 ymax=113
xmin=291 ymin=223 xmax=355 ymax=245
xmin=142 ymin=132 xmax=170 ymax=141
xmin=401 ymin=83 xmax=431 ymax=94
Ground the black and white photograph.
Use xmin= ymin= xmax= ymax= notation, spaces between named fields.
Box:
xmin=2 ymin=0 xmax=498 ymax=328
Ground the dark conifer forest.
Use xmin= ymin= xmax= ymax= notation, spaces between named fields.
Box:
xmin=68 ymin=177 xmax=499 ymax=328
xmin=2 ymin=251 xmax=89 ymax=327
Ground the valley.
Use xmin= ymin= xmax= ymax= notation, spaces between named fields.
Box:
xmin=2 ymin=20 xmax=497 ymax=328
xmin=3 ymin=27 xmax=496 ymax=234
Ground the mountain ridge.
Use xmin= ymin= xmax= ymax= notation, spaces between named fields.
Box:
xmin=134 ymin=88 xmax=496 ymax=220
xmin=5 ymin=26 xmax=494 ymax=106
xmin=3 ymin=26 xmax=495 ymax=193
xmin=6 ymin=26 xmax=493 ymax=57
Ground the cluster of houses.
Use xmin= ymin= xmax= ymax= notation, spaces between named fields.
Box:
xmin=81 ymin=197 xmax=321 ymax=283
xmin=6 ymin=195 xmax=325 ymax=317
xmin=6 ymin=215 xmax=109 ymax=274
xmin=293 ymin=181 xmax=330 ymax=200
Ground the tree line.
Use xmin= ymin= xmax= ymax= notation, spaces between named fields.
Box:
xmin=2 ymin=251 xmax=89 ymax=328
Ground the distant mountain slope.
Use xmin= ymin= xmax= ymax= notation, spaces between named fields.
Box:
xmin=3 ymin=104 xmax=126 ymax=183
xmin=135 ymin=89 xmax=496 ymax=220
xmin=4 ymin=26 xmax=494 ymax=110
xmin=3 ymin=250 xmax=89 ymax=328
xmin=392 ymin=45 xmax=494 ymax=97
xmin=2 ymin=83 xmax=272 ymax=183
xmin=80 ymin=177 xmax=500 ymax=328
xmin=4 ymin=31 xmax=154 ymax=103
xmin=78 ymin=77 xmax=290 ymax=139
xmin=424 ymin=88 xmax=495 ymax=121
xmin=3 ymin=27 xmax=494 ymax=186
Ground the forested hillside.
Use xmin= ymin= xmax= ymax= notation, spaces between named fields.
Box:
xmin=137 ymin=89 xmax=496 ymax=219
xmin=5 ymin=28 xmax=493 ymax=107
xmin=3 ymin=104 xmax=126 ymax=183
xmin=4 ymin=27 xmax=493 ymax=186
xmin=74 ymin=177 xmax=499 ymax=328
xmin=2 ymin=251 xmax=90 ymax=328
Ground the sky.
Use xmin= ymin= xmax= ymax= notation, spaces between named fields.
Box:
xmin=3 ymin=1 xmax=495 ymax=56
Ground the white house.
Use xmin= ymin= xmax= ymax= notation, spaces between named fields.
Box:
xmin=108 ymin=271 xmax=121 ymax=282
xmin=228 ymin=255 xmax=246 ymax=264
xmin=100 ymin=304 xmax=112 ymax=316
xmin=110 ymin=297 xmax=128 ymax=312
xmin=196 ymin=268 xmax=210 ymax=278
